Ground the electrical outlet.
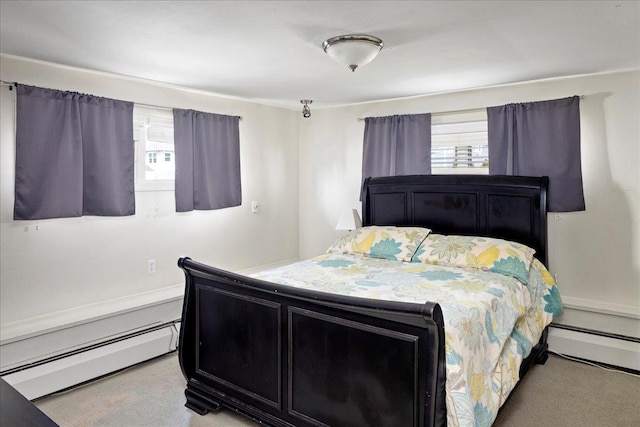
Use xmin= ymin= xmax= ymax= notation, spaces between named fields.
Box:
xmin=148 ymin=259 xmax=156 ymax=274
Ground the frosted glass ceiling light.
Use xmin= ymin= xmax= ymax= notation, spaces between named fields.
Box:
xmin=322 ymin=34 xmax=383 ymax=72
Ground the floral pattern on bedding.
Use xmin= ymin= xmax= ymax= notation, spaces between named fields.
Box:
xmin=253 ymin=253 xmax=562 ymax=427
xmin=326 ymin=225 xmax=430 ymax=262
xmin=412 ymin=234 xmax=536 ymax=284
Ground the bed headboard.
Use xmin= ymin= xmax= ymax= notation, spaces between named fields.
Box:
xmin=362 ymin=175 xmax=549 ymax=265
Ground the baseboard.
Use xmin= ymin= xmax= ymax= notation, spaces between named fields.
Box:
xmin=560 ymin=296 xmax=639 ymax=319
xmin=547 ymin=299 xmax=639 ymax=371
xmin=548 ymin=325 xmax=640 ymax=371
xmin=2 ymin=324 xmax=179 ymax=400
xmin=0 ymin=285 xmax=184 ymax=372
xmin=0 ymin=284 xmax=184 ymax=400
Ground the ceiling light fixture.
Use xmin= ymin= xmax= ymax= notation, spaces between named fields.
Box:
xmin=301 ymin=100 xmax=312 ymax=118
xmin=322 ymin=34 xmax=383 ymax=72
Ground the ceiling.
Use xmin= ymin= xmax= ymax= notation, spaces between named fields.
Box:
xmin=1 ymin=1 xmax=639 ymax=110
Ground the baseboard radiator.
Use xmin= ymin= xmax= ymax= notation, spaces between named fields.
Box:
xmin=5 ymin=320 xmax=637 ymax=401
xmin=1 ymin=322 xmax=179 ymax=400
xmin=548 ymin=324 xmax=640 ymax=372
xmin=0 ymin=284 xmax=184 ymax=400
xmin=1 ymin=280 xmax=637 ymax=400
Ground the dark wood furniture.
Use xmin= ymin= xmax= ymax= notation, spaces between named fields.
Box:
xmin=178 ymin=175 xmax=550 ymax=427
xmin=0 ymin=378 xmax=59 ymax=427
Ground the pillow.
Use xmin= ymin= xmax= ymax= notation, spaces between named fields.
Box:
xmin=327 ymin=226 xmax=431 ymax=262
xmin=412 ymin=234 xmax=536 ymax=283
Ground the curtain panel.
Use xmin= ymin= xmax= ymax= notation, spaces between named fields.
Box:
xmin=14 ymin=84 xmax=134 ymax=220
xmin=361 ymin=113 xmax=432 ymax=188
xmin=173 ymin=109 xmax=241 ymax=212
xmin=487 ymin=96 xmax=585 ymax=212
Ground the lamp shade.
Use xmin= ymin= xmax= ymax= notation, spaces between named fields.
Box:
xmin=323 ymin=34 xmax=383 ymax=72
xmin=336 ymin=208 xmax=363 ymax=231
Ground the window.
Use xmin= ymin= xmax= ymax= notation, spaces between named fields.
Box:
xmin=133 ymin=105 xmax=175 ymax=191
xmin=431 ymin=109 xmax=488 ymax=175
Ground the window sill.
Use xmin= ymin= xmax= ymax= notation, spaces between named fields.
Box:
xmin=135 ymin=181 xmax=175 ymax=192
xmin=432 ymin=168 xmax=488 ymax=175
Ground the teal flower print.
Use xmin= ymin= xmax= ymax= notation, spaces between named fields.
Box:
xmin=316 ymin=259 xmax=355 ymax=268
xmin=418 ymin=270 xmax=464 ymax=281
xmin=490 ymin=257 xmax=528 ymax=283
xmin=355 ymin=280 xmax=384 ymax=287
xmin=543 ymin=286 xmax=564 ymax=318
xmin=512 ymin=327 xmax=532 ymax=356
xmin=473 ymin=403 xmax=493 ymax=427
xmin=369 ymin=238 xmax=402 ymax=260
xmin=446 ymin=349 xmax=463 ymax=366
xmin=485 ymin=310 xmax=499 ymax=344
xmin=485 ymin=287 xmax=505 ymax=298
xmin=410 ymin=242 xmax=427 ymax=262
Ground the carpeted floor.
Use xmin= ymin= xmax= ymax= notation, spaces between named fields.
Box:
xmin=34 ymin=352 xmax=639 ymax=427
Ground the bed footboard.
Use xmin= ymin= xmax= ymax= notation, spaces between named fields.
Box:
xmin=178 ymin=257 xmax=447 ymax=427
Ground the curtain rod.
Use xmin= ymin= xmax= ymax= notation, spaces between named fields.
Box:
xmin=135 ymin=102 xmax=243 ymax=121
xmin=357 ymin=108 xmax=485 ymax=121
xmin=0 ymin=80 xmax=243 ymax=121
xmin=356 ymin=95 xmax=586 ymax=121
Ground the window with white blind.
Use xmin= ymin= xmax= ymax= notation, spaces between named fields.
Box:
xmin=133 ymin=105 xmax=175 ymax=191
xmin=431 ymin=109 xmax=488 ymax=174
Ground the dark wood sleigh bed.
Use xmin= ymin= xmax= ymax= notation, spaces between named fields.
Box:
xmin=178 ymin=174 xmax=550 ymax=427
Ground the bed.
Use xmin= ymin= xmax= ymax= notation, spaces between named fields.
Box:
xmin=177 ymin=174 xmax=562 ymax=427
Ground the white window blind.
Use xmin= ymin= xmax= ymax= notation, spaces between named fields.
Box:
xmin=431 ymin=109 xmax=488 ymax=174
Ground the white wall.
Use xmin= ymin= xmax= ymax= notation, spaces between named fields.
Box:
xmin=1 ymin=54 xmax=637 ymax=349
xmin=299 ymin=71 xmax=640 ymax=334
xmin=0 ymin=55 xmax=300 ymax=327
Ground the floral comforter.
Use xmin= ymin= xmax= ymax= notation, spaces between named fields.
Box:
xmin=253 ymin=252 xmax=563 ymax=427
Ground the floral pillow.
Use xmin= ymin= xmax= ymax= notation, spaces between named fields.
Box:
xmin=412 ymin=234 xmax=536 ymax=283
xmin=327 ymin=226 xmax=431 ymax=262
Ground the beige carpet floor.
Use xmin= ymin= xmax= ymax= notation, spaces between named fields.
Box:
xmin=35 ymin=352 xmax=639 ymax=426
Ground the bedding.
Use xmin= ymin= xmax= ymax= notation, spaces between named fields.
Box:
xmin=412 ymin=234 xmax=537 ymax=284
xmin=253 ymin=239 xmax=563 ymax=427
xmin=327 ymin=225 xmax=431 ymax=261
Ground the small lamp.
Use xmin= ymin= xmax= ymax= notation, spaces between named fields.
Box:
xmin=335 ymin=208 xmax=362 ymax=231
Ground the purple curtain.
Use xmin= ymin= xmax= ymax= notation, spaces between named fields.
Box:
xmin=487 ymin=96 xmax=585 ymax=212
xmin=361 ymin=113 xmax=432 ymax=189
xmin=14 ymin=84 xmax=134 ymax=220
xmin=173 ymin=109 xmax=241 ymax=212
